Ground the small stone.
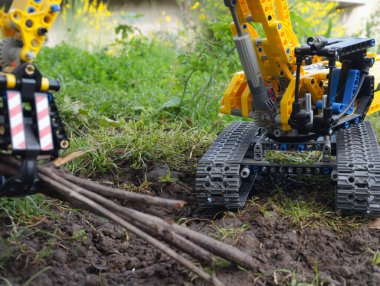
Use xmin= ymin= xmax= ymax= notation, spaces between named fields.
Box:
xmin=96 ymin=235 xmax=114 ymax=253
xmin=339 ymin=266 xmax=353 ymax=277
xmin=34 ymin=274 xmax=52 ymax=286
xmin=372 ymin=273 xmax=380 ymax=285
xmin=70 ymin=223 xmax=82 ymax=235
xmin=127 ymin=257 xmax=142 ymax=269
xmin=286 ymin=230 xmax=298 ymax=244
xmin=119 ymin=241 xmax=130 ymax=252
xmin=54 ymin=249 xmax=68 ymax=264
xmin=85 ymin=274 xmax=100 ymax=286
xmin=369 ymin=218 xmax=380 ymax=229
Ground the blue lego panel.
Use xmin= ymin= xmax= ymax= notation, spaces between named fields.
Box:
xmin=342 ymin=69 xmax=360 ymax=114
xmin=316 ymin=68 xmax=341 ymax=112
xmin=316 ymin=68 xmax=360 ymax=115
xmin=330 ymin=68 xmax=341 ymax=103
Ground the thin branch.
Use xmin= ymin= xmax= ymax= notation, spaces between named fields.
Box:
xmin=61 ymin=172 xmax=186 ymax=209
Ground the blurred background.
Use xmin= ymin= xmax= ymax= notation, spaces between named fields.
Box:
xmin=43 ymin=0 xmax=380 ymax=52
xmin=1 ymin=0 xmax=379 ymax=48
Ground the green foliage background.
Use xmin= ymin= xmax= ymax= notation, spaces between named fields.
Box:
xmin=32 ymin=0 xmax=380 ymax=175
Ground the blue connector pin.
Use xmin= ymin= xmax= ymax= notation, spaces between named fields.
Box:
xmin=50 ymin=4 xmax=61 ymax=12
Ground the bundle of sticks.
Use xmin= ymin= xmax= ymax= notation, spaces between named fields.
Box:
xmin=0 ymin=155 xmax=257 ymax=286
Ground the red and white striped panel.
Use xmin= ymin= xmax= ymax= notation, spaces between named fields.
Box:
xmin=35 ymin=93 xmax=54 ymax=151
xmin=7 ymin=91 xmax=26 ymax=150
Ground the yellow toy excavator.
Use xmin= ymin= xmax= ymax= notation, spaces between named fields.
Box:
xmin=0 ymin=0 xmax=69 ymax=196
xmin=196 ymin=0 xmax=380 ymax=217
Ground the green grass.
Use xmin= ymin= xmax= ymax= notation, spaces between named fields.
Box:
xmin=70 ymin=228 xmax=88 ymax=242
xmin=273 ymin=268 xmax=317 ymax=286
xmin=246 ymin=191 xmax=366 ymax=232
xmin=372 ymin=251 xmax=380 ymax=265
xmin=210 ymin=220 xmax=250 ymax=243
xmin=35 ymin=32 xmax=238 ymax=131
xmin=274 ymin=197 xmax=365 ymax=231
xmin=65 ymin=119 xmax=218 ymax=176
xmin=0 ymin=196 xmax=66 ymax=276
xmin=265 ymin=151 xmax=323 ymax=165
xmin=0 ymin=195 xmax=56 ymax=227
xmin=0 ymin=267 xmax=51 ymax=286
xmin=277 ymin=199 xmax=333 ymax=227
xmin=36 ymin=41 xmax=179 ymax=121
xmin=32 ymin=31 xmax=237 ymax=176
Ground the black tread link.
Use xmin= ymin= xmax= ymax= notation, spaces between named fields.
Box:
xmin=336 ymin=121 xmax=380 ymax=216
xmin=195 ymin=121 xmax=259 ymax=209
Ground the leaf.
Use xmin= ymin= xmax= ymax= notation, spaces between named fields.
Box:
xmin=159 ymin=97 xmax=182 ymax=110
xmin=78 ymin=108 xmax=89 ymax=116
xmin=289 ymin=11 xmax=314 ymax=39
xmin=131 ymin=106 xmax=147 ymax=114
xmin=98 ymin=116 xmax=120 ymax=128
xmin=324 ymin=19 xmax=333 ymax=38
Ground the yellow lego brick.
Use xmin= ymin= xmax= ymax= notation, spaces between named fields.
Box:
xmin=367 ymin=90 xmax=380 ymax=116
xmin=236 ymin=0 xmax=250 ymax=23
xmin=1 ymin=1 xmax=62 ymax=63
xmin=10 ymin=0 xmax=41 ymax=11
xmin=370 ymin=55 xmax=380 ymax=88
xmin=220 ymin=72 xmax=246 ymax=115
xmin=280 ymin=78 xmax=296 ymax=131
xmin=241 ymin=86 xmax=252 ymax=118
xmin=275 ymin=0 xmax=292 ymax=27
xmin=367 ymin=55 xmax=380 ymax=115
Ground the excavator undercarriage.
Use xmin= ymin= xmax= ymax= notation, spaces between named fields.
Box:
xmin=195 ymin=120 xmax=380 ymax=217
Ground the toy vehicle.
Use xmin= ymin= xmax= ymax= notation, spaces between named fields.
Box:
xmin=0 ymin=0 xmax=68 ymax=196
xmin=195 ymin=0 xmax=380 ymax=217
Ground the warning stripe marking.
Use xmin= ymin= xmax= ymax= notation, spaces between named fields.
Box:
xmin=35 ymin=94 xmax=53 ymax=151
xmin=7 ymin=91 xmax=26 ymax=150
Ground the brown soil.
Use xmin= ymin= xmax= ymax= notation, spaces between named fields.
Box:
xmin=0 ymin=165 xmax=379 ymax=286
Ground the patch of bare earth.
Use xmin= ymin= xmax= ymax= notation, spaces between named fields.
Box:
xmin=0 ymin=165 xmax=379 ymax=286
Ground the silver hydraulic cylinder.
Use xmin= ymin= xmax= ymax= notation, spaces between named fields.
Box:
xmin=305 ymin=93 xmax=313 ymax=124
xmin=234 ymin=33 xmax=274 ymax=111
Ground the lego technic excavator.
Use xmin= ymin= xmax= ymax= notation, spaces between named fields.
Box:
xmin=196 ymin=0 xmax=380 ymax=217
xmin=0 ymin=0 xmax=68 ymax=196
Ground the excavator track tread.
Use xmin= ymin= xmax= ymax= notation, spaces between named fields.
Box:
xmin=195 ymin=121 xmax=259 ymax=209
xmin=336 ymin=121 xmax=380 ymax=216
